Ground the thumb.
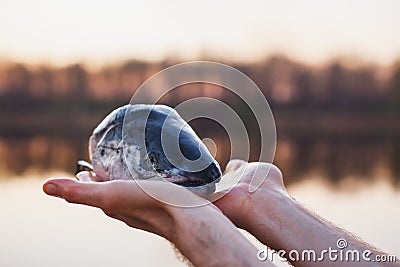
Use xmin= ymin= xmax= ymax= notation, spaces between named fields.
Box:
xmin=224 ymin=159 xmax=247 ymax=174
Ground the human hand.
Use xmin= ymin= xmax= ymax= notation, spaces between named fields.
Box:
xmin=213 ymin=160 xmax=289 ymax=232
xmin=214 ymin=161 xmax=400 ymax=267
xmin=43 ymin=172 xmax=272 ymax=267
xmin=43 ymin=173 xmax=204 ymax=240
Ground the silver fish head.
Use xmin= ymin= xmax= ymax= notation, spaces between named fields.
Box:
xmin=87 ymin=104 xmax=221 ymax=195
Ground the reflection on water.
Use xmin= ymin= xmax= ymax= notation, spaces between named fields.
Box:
xmin=1 ymin=134 xmax=399 ymax=187
xmin=275 ymin=135 xmax=400 ymax=185
xmin=0 ymin=136 xmax=87 ymax=177
xmin=0 ymin=177 xmax=398 ymax=267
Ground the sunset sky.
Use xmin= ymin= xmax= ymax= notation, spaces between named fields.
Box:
xmin=1 ymin=0 xmax=399 ymax=66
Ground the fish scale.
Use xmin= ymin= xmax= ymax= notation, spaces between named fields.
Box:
xmin=77 ymin=104 xmax=221 ymax=196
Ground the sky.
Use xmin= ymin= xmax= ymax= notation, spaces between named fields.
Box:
xmin=0 ymin=0 xmax=399 ymax=66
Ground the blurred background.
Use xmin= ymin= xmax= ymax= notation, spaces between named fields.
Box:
xmin=0 ymin=0 xmax=399 ymax=266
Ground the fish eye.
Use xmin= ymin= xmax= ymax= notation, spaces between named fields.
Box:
xmin=148 ymin=154 xmax=158 ymax=169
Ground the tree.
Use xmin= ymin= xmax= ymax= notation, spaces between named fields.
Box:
xmin=390 ymin=63 xmax=400 ymax=113
xmin=65 ymin=64 xmax=88 ymax=98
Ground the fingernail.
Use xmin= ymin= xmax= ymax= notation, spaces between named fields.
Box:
xmin=44 ymin=183 xmax=59 ymax=196
xmin=76 ymin=171 xmax=90 ymax=182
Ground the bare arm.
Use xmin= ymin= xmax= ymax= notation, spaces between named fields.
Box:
xmin=170 ymin=204 xmax=268 ymax=267
xmin=214 ymin=160 xmax=400 ymax=267
xmin=43 ymin=175 xmax=274 ymax=267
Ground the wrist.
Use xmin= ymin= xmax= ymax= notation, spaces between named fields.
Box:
xmin=165 ymin=203 xmax=216 ymax=240
xmin=167 ymin=204 xmax=263 ymax=267
xmin=239 ymin=186 xmax=296 ymax=250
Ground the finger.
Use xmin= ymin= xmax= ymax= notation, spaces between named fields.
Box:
xmin=215 ymin=162 xmax=248 ymax=193
xmin=224 ymin=159 xmax=247 ymax=174
xmin=43 ymin=178 xmax=104 ymax=207
xmin=76 ymin=171 xmax=95 ymax=182
xmin=42 ymin=178 xmax=160 ymax=211
xmin=246 ymin=162 xmax=285 ymax=191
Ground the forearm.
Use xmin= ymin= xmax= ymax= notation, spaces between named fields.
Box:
xmin=166 ymin=204 xmax=274 ymax=267
xmin=242 ymin=188 xmax=399 ymax=266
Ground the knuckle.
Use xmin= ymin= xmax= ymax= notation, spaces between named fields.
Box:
xmin=245 ymin=162 xmax=283 ymax=180
xmin=267 ymin=164 xmax=282 ymax=179
xmin=62 ymin=186 xmax=78 ymax=203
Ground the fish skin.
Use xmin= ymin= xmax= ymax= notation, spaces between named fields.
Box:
xmin=89 ymin=104 xmax=221 ymax=195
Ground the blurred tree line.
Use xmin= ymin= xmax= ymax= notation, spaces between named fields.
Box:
xmin=1 ymin=56 xmax=400 ymax=112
